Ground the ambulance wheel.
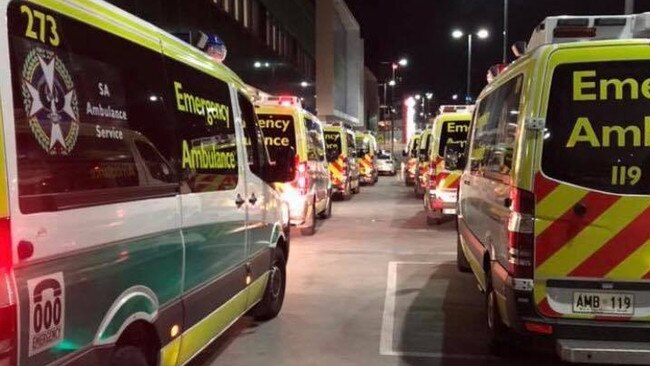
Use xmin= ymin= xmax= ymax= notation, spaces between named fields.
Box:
xmin=486 ymin=267 xmax=512 ymax=356
xmin=319 ymin=192 xmax=332 ymax=219
xmin=252 ymin=249 xmax=286 ymax=321
xmin=456 ymin=234 xmax=471 ymax=273
xmin=109 ymin=346 xmax=148 ymax=366
xmin=300 ymin=200 xmax=316 ymax=236
xmin=343 ymin=181 xmax=352 ymax=200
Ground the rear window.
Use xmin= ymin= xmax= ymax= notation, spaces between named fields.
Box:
xmin=543 ymin=61 xmax=650 ymax=194
xmin=257 ymin=114 xmax=296 ymax=165
xmin=439 ymin=120 xmax=470 ymax=157
xmin=409 ymin=137 xmax=420 ymax=157
xmin=324 ymin=131 xmax=342 ymax=162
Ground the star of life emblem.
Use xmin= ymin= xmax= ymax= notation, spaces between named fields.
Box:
xmin=21 ymin=48 xmax=79 ymax=155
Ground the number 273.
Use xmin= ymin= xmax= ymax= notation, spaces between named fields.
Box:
xmin=21 ymin=5 xmax=59 ymax=46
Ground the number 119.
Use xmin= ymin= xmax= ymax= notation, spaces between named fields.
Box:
xmin=612 ymin=165 xmax=641 ymax=186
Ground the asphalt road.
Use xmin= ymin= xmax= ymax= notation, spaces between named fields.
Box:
xmin=192 ymin=177 xmax=580 ymax=366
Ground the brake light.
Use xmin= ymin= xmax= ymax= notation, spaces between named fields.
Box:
xmin=293 ymin=156 xmax=310 ymax=195
xmin=428 ymin=161 xmax=437 ymax=189
xmin=524 ymin=322 xmax=553 ymax=335
xmin=507 ymin=188 xmax=535 ymax=279
xmin=0 ymin=218 xmax=16 ymax=366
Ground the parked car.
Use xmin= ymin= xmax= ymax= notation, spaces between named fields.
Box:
xmin=377 ymin=152 xmax=397 ymax=176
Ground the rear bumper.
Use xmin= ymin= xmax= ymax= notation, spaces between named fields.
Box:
xmin=425 ymin=190 xmax=457 ymax=216
xmin=493 ymin=264 xmax=650 ymax=363
xmin=557 ymin=339 xmax=650 ymax=364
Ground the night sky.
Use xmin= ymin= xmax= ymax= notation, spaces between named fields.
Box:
xmin=345 ymin=0 xmax=650 ymax=104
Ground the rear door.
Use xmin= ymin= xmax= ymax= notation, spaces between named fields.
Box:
xmin=534 ymin=45 xmax=650 ymax=321
xmin=305 ymin=116 xmax=327 ymax=206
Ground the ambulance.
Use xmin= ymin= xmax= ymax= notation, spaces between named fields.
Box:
xmin=0 ymin=0 xmax=294 ymax=365
xmin=324 ymin=125 xmax=360 ymax=199
xmin=255 ymin=96 xmax=333 ymax=235
xmin=402 ymin=132 xmax=421 ymax=186
xmin=413 ymin=128 xmax=433 ymax=198
xmin=355 ymin=131 xmax=379 ymax=185
xmin=457 ymin=13 xmax=650 ymax=363
xmin=423 ymin=107 xmax=471 ymax=225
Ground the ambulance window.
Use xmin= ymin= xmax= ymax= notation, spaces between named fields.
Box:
xmin=257 ymin=114 xmax=296 ymax=167
xmin=543 ymin=61 xmax=650 ymax=194
xmin=239 ymin=93 xmax=268 ymax=177
xmin=347 ymin=132 xmax=356 ymax=157
xmin=410 ymin=137 xmax=420 ymax=158
xmin=439 ymin=120 xmax=470 ymax=157
xmin=324 ymin=131 xmax=342 ymax=162
xmin=469 ymin=75 xmax=522 ymax=176
xmin=163 ymin=56 xmax=237 ymax=193
xmin=8 ymin=1 xmax=178 ymax=213
xmin=305 ymin=118 xmax=325 ymax=162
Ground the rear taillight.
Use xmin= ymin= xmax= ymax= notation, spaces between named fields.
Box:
xmin=293 ymin=157 xmax=310 ymax=195
xmin=0 ymin=218 xmax=16 ymax=366
xmin=507 ymin=188 xmax=535 ymax=279
xmin=427 ymin=161 xmax=437 ymax=189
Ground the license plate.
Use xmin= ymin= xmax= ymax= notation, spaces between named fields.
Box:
xmin=572 ymin=292 xmax=634 ymax=315
xmin=443 ymin=208 xmax=456 ymax=215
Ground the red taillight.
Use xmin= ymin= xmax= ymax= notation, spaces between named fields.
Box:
xmin=293 ymin=157 xmax=310 ymax=194
xmin=507 ymin=188 xmax=535 ymax=279
xmin=524 ymin=322 xmax=553 ymax=335
xmin=427 ymin=161 xmax=437 ymax=189
xmin=0 ymin=218 xmax=16 ymax=365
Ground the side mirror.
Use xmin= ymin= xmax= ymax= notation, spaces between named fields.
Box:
xmin=264 ymin=148 xmax=295 ymax=183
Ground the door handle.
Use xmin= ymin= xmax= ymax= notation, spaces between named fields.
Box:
xmin=249 ymin=193 xmax=258 ymax=205
xmin=235 ymin=194 xmax=245 ymax=208
xmin=463 ymin=180 xmax=471 ymax=185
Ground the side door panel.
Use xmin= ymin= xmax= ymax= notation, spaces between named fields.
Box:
xmin=160 ymin=46 xmax=247 ymax=364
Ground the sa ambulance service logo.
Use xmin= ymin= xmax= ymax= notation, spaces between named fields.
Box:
xmin=27 ymin=272 xmax=66 ymax=356
xmin=21 ymin=48 xmax=79 ymax=155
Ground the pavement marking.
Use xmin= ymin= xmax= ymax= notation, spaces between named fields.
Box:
xmin=379 ymin=261 xmax=496 ymax=360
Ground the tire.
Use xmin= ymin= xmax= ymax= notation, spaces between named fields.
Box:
xmin=343 ymin=181 xmax=352 ymax=201
xmin=318 ymin=193 xmax=332 ymax=219
xmin=352 ymin=180 xmax=360 ymax=194
xmin=427 ymin=216 xmax=441 ymax=226
xmin=456 ymin=234 xmax=471 ymax=272
xmin=252 ymin=249 xmax=287 ymax=321
xmin=486 ymin=267 xmax=512 ymax=356
xmin=109 ymin=346 xmax=148 ymax=366
xmin=300 ymin=200 xmax=316 ymax=236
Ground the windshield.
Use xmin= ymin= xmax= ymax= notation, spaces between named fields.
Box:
xmin=257 ymin=113 xmax=296 ymax=166
xmin=543 ymin=61 xmax=650 ymax=195
xmin=324 ymin=131 xmax=342 ymax=162
xmin=439 ymin=120 xmax=470 ymax=157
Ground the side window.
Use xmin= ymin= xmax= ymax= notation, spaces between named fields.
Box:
xmin=8 ymin=1 xmax=178 ymax=213
xmin=238 ymin=93 xmax=267 ymax=177
xmin=347 ymin=132 xmax=356 ymax=157
xmin=164 ymin=59 xmax=237 ymax=193
xmin=305 ymin=117 xmax=325 ymax=162
xmin=469 ymin=75 xmax=523 ymax=176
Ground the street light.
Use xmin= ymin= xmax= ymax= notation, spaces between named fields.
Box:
xmin=398 ymin=58 xmax=408 ymax=67
xmin=452 ymin=28 xmax=490 ymax=104
xmin=415 ymin=94 xmax=422 ymax=100
xmin=425 ymin=93 xmax=433 ymax=100
xmin=388 ymin=79 xmax=396 ymax=87
xmin=254 ymin=61 xmax=262 ymax=68
xmin=300 ymin=81 xmax=309 ymax=88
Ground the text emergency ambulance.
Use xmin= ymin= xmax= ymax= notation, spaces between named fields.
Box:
xmin=457 ymin=13 xmax=650 ymax=363
xmin=423 ymin=106 xmax=472 ymax=225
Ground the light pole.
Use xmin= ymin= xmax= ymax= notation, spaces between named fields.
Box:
xmin=452 ymin=29 xmax=489 ymax=104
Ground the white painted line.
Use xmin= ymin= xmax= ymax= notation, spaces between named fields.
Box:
xmin=379 ymin=261 xmax=496 ymax=360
